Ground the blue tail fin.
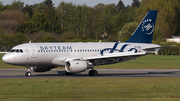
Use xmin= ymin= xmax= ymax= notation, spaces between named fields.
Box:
xmin=126 ymin=10 xmax=158 ymax=43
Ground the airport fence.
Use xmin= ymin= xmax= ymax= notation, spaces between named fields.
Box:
xmin=158 ymin=48 xmax=180 ymax=55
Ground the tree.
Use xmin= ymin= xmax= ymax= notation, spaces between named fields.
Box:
xmin=117 ymin=0 xmax=126 ymax=11
xmin=93 ymin=3 xmax=105 ymax=11
xmin=0 ymin=2 xmax=7 ymax=11
xmin=57 ymin=2 xmax=76 ymax=33
xmin=42 ymin=0 xmax=54 ymax=7
xmin=32 ymin=3 xmax=46 ymax=14
xmin=17 ymin=7 xmax=61 ymax=34
xmin=132 ymin=0 xmax=140 ymax=8
xmin=117 ymin=22 xmax=138 ymax=42
xmin=101 ymin=4 xmax=118 ymax=36
xmin=7 ymin=0 xmax=24 ymax=11
xmin=23 ymin=5 xmax=33 ymax=19
xmin=173 ymin=3 xmax=180 ymax=35
xmin=135 ymin=0 xmax=179 ymax=38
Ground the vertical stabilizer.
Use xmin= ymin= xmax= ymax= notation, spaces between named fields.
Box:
xmin=126 ymin=10 xmax=157 ymax=43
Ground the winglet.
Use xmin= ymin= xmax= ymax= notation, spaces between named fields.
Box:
xmin=126 ymin=10 xmax=158 ymax=43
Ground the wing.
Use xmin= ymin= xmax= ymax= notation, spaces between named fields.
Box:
xmin=65 ymin=52 xmax=146 ymax=66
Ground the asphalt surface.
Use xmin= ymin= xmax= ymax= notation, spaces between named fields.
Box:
xmin=0 ymin=69 xmax=180 ymax=79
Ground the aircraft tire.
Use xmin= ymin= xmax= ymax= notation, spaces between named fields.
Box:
xmin=28 ymin=72 xmax=31 ymax=77
xmin=65 ymin=71 xmax=74 ymax=76
xmin=25 ymin=72 xmax=31 ymax=77
xmin=89 ymin=70 xmax=98 ymax=76
xmin=25 ymin=72 xmax=28 ymax=76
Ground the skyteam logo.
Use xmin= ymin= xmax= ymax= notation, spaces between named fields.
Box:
xmin=142 ymin=19 xmax=154 ymax=35
xmin=100 ymin=43 xmax=137 ymax=56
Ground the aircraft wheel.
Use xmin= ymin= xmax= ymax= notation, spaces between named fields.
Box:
xmin=89 ymin=70 xmax=98 ymax=76
xmin=65 ymin=71 xmax=74 ymax=76
xmin=25 ymin=72 xmax=31 ymax=77
xmin=25 ymin=72 xmax=28 ymax=76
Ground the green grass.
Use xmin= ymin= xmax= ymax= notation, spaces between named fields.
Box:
xmin=98 ymin=55 xmax=180 ymax=69
xmin=0 ymin=53 xmax=180 ymax=69
xmin=0 ymin=78 xmax=180 ymax=101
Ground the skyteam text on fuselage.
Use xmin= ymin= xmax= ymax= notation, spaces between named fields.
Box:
xmin=2 ymin=10 xmax=161 ymax=76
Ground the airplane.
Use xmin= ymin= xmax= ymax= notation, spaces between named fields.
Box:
xmin=2 ymin=10 xmax=161 ymax=77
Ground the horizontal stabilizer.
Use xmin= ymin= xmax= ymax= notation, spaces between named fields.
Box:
xmin=143 ymin=45 xmax=176 ymax=51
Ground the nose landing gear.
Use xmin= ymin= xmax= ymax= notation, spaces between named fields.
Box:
xmin=25 ymin=72 xmax=31 ymax=77
xmin=25 ymin=66 xmax=32 ymax=77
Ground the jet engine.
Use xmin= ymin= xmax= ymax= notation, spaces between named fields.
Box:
xmin=33 ymin=66 xmax=55 ymax=72
xmin=65 ymin=61 xmax=88 ymax=73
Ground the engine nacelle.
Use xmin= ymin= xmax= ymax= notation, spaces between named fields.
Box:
xmin=32 ymin=66 xmax=55 ymax=72
xmin=65 ymin=61 xmax=88 ymax=73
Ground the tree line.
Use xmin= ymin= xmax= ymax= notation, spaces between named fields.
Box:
xmin=0 ymin=0 xmax=180 ymax=51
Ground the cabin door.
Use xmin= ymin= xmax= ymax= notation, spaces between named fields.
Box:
xmin=29 ymin=45 xmax=37 ymax=58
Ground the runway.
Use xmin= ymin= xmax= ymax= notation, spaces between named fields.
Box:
xmin=0 ymin=69 xmax=180 ymax=79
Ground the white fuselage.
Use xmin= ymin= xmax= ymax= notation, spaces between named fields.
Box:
xmin=2 ymin=42 xmax=160 ymax=67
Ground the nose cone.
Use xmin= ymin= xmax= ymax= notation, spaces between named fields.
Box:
xmin=2 ymin=54 xmax=10 ymax=63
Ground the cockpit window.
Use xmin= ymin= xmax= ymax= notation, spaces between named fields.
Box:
xmin=16 ymin=49 xmax=19 ymax=53
xmin=20 ymin=49 xmax=23 ymax=53
xmin=10 ymin=49 xmax=23 ymax=53
xmin=10 ymin=49 xmax=16 ymax=52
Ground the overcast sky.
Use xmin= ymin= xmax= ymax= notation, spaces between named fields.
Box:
xmin=1 ymin=0 xmax=134 ymax=7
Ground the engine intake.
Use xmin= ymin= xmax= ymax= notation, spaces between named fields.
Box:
xmin=65 ymin=61 xmax=88 ymax=73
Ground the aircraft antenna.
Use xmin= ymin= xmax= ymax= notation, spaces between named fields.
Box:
xmin=29 ymin=40 xmax=31 ymax=44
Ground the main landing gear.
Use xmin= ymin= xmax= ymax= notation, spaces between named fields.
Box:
xmin=25 ymin=66 xmax=32 ymax=77
xmin=89 ymin=70 xmax=98 ymax=76
xmin=65 ymin=71 xmax=74 ymax=76
xmin=89 ymin=65 xmax=98 ymax=76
